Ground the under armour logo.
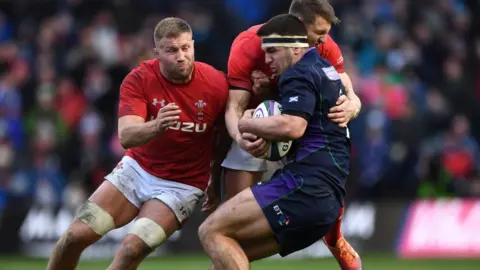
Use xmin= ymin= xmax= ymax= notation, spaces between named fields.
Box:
xmin=336 ymin=56 xmax=344 ymax=65
xmin=195 ymin=100 xmax=207 ymax=109
xmin=180 ymin=206 xmax=187 ymax=216
xmin=153 ymin=98 xmax=166 ymax=107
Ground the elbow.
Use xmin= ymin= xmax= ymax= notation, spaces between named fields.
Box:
xmin=284 ymin=127 xmax=304 ymax=140
xmin=118 ymin=130 xmax=132 ymax=149
xmin=283 ymin=121 xmax=307 ymax=140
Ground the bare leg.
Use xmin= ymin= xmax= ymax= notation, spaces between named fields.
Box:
xmin=208 ymin=236 xmax=280 ymax=269
xmin=47 ymin=182 xmax=139 ymax=270
xmin=224 ymin=169 xmax=263 ymax=200
xmin=107 ymin=199 xmax=180 ymax=270
xmin=199 ymin=188 xmax=279 ymax=269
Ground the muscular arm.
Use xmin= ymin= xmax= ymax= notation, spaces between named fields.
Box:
xmin=224 ymin=31 xmax=262 ymax=142
xmin=238 ymin=114 xmax=307 ymax=142
xmin=339 ymin=72 xmax=361 ymax=118
xmin=118 ymin=116 xmax=160 ymax=149
xmin=117 ymin=69 xmax=171 ymax=149
xmin=240 ymin=74 xmax=314 ymax=141
xmin=225 ymin=90 xmax=252 ymax=142
xmin=323 ymin=36 xmax=362 ymax=120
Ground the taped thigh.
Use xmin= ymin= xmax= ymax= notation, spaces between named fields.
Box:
xmin=129 ymin=217 xmax=167 ymax=249
xmin=77 ymin=201 xmax=115 ymax=236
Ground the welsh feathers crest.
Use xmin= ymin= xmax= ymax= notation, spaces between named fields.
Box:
xmin=195 ymin=100 xmax=207 ymax=109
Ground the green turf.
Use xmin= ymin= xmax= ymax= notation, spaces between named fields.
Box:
xmin=0 ymin=254 xmax=479 ymax=270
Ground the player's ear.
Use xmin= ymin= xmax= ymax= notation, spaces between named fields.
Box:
xmin=292 ymin=47 xmax=303 ymax=56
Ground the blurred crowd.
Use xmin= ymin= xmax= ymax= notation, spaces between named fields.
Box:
xmin=0 ymin=0 xmax=479 ymax=213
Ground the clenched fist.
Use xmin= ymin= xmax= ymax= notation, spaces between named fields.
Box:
xmin=155 ymin=103 xmax=181 ymax=133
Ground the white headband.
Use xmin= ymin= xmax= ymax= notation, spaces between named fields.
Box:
xmin=261 ymin=34 xmax=309 ymax=49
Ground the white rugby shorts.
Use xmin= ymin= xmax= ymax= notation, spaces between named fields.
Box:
xmin=221 ymin=140 xmax=284 ymax=173
xmin=105 ymin=156 xmax=203 ymax=224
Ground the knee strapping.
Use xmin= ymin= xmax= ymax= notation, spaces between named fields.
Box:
xmin=129 ymin=218 xmax=167 ymax=249
xmin=77 ymin=201 xmax=115 ymax=236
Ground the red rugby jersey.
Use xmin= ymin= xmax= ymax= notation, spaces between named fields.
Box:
xmin=118 ymin=59 xmax=229 ymax=190
xmin=227 ymin=24 xmax=345 ymax=108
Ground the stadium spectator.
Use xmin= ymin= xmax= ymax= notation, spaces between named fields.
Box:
xmin=0 ymin=0 xmax=477 ymax=206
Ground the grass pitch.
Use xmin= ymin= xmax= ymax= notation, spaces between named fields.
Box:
xmin=0 ymin=254 xmax=479 ymax=270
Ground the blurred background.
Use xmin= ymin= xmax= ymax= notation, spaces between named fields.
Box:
xmin=0 ymin=0 xmax=479 ymax=269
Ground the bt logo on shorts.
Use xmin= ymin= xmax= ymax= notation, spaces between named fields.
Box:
xmin=273 ymin=205 xmax=291 ymax=227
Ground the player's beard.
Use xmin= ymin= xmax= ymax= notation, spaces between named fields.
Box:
xmin=170 ymin=62 xmax=193 ymax=81
xmin=162 ymin=59 xmax=194 ymax=83
xmin=171 ymin=63 xmax=194 ymax=82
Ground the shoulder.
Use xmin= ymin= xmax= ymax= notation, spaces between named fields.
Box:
xmin=195 ymin=62 xmax=226 ymax=81
xmin=126 ymin=58 xmax=158 ymax=82
xmin=233 ymin=24 xmax=263 ymax=44
xmin=194 ymin=62 xmax=229 ymax=108
xmin=230 ymin=24 xmax=263 ymax=59
xmin=286 ymin=51 xmax=319 ymax=78
xmin=280 ymin=64 xmax=315 ymax=89
xmin=317 ymin=35 xmax=339 ymax=52
xmin=316 ymin=35 xmax=344 ymax=71
xmin=194 ymin=62 xmax=228 ymax=91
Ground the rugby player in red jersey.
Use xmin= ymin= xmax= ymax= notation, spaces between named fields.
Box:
xmin=218 ymin=0 xmax=362 ymax=269
xmin=47 ymin=17 xmax=228 ymax=270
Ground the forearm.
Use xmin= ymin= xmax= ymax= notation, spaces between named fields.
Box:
xmin=347 ymin=90 xmax=361 ymax=118
xmin=225 ymin=90 xmax=251 ymax=141
xmin=339 ymin=72 xmax=361 ymax=118
xmin=225 ymin=107 xmax=242 ymax=141
xmin=119 ymin=120 xmax=160 ymax=149
xmin=239 ymin=116 xmax=295 ymax=142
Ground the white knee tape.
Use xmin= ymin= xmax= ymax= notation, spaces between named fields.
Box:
xmin=129 ymin=218 xmax=167 ymax=249
xmin=77 ymin=201 xmax=115 ymax=236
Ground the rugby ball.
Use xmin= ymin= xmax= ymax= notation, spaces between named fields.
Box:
xmin=253 ymin=100 xmax=293 ymax=161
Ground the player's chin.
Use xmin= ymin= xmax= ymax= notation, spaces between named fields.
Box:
xmin=272 ymin=68 xmax=283 ymax=77
xmin=178 ymin=66 xmax=193 ymax=76
xmin=171 ymin=68 xmax=192 ymax=80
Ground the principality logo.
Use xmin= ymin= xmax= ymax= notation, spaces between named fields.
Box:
xmin=195 ymin=99 xmax=207 ymax=109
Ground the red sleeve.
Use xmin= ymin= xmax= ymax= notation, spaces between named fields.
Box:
xmin=118 ymin=70 xmax=148 ymax=120
xmin=227 ymin=32 xmax=262 ymax=92
xmin=318 ymin=35 xmax=345 ymax=73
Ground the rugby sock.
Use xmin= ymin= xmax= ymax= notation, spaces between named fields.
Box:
xmin=326 ymin=237 xmax=363 ymax=270
xmin=323 ymin=206 xmax=344 ymax=246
